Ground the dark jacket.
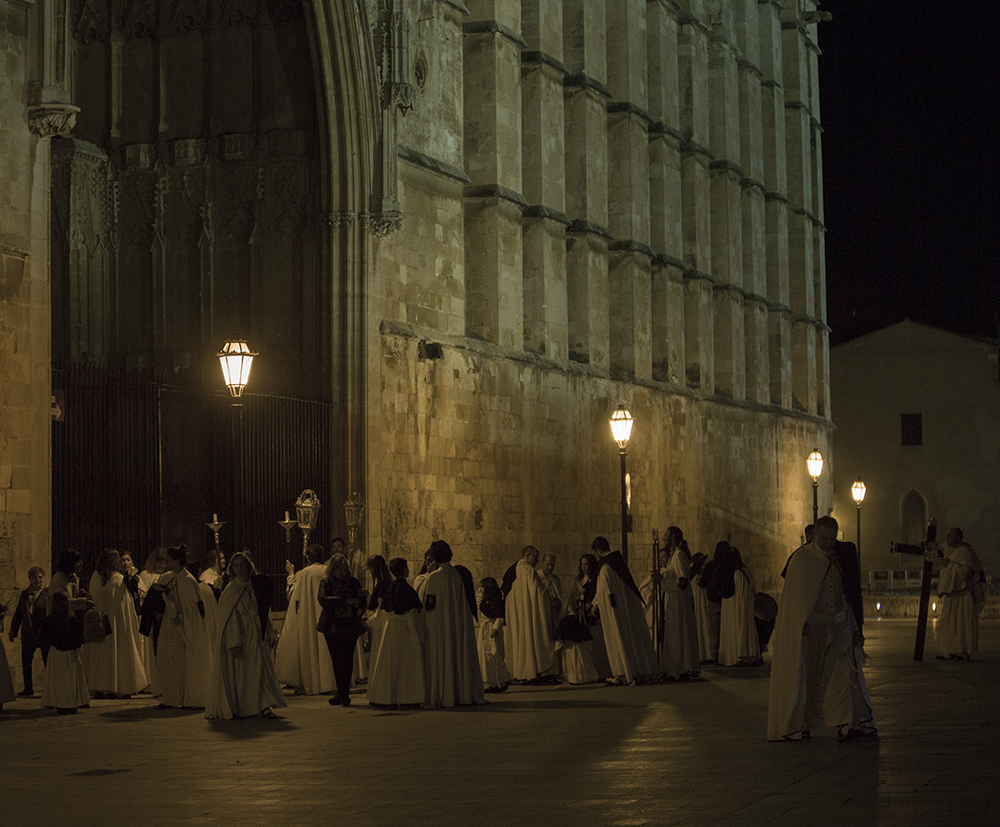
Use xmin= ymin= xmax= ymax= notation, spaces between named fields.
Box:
xmin=317 ymin=576 xmax=365 ymax=636
xmin=9 ymin=587 xmax=48 ymax=646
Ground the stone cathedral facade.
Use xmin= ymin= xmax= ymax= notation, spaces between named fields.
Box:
xmin=1 ymin=0 xmax=832 ymax=602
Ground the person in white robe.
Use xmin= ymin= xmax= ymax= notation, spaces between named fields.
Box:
xmin=591 ymin=537 xmax=659 ymax=685
xmin=199 ymin=549 xmax=225 ymax=596
xmin=416 ymin=540 xmax=486 ymax=708
xmin=206 ymin=552 xmax=286 ymax=719
xmin=85 ymin=549 xmax=147 ymax=697
xmin=694 ymin=546 xmax=724 ymax=663
xmin=39 ymin=591 xmax=90 ymax=713
xmin=149 ymin=545 xmax=218 ymax=709
xmin=553 ymin=554 xmax=601 ymax=685
xmin=367 ymin=558 xmax=426 ymax=707
xmin=275 ymin=544 xmax=336 ymax=694
xmin=0 ymin=592 xmax=15 ymax=708
xmin=642 ymin=528 xmax=701 ymax=679
xmin=476 ymin=577 xmax=511 ymax=692
xmin=137 ymin=548 xmax=166 ymax=690
xmin=717 ymin=547 xmax=762 ymax=667
xmin=932 ymin=527 xmax=985 ymax=660
xmin=767 ymin=517 xmax=876 ymax=742
xmin=504 ymin=546 xmax=557 ymax=682
xmin=539 ymin=554 xmax=563 ymax=635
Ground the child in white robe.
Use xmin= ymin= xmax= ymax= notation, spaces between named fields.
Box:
xmin=40 ymin=591 xmax=90 ymax=714
xmin=367 ymin=558 xmax=425 ymax=708
xmin=476 ymin=578 xmax=510 ymax=693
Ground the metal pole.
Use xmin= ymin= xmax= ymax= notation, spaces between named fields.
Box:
xmin=232 ymin=403 xmax=243 ymax=556
xmin=811 ymin=481 xmax=818 ymax=524
xmin=619 ymin=450 xmax=628 ymax=564
xmin=856 ymin=504 xmax=862 ymax=577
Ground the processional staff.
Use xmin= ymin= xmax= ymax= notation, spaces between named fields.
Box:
xmin=651 ymin=528 xmax=662 ymax=659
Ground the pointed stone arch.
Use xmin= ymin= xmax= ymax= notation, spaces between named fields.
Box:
xmin=900 ymin=489 xmax=928 ymax=545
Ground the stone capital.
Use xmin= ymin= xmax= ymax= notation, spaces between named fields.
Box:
xmin=28 ymin=104 xmax=80 ymax=139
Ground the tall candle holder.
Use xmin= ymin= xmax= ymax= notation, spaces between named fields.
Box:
xmin=295 ymin=489 xmax=321 ymax=560
xmin=207 ymin=512 xmax=225 ymax=553
xmin=279 ymin=509 xmax=298 ymax=555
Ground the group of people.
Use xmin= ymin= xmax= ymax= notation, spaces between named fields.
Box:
xmin=1 ymin=520 xmax=985 ymax=743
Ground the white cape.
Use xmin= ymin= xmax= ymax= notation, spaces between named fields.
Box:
xmin=85 ymin=571 xmax=147 ymax=694
xmin=718 ymin=569 xmax=761 ymax=666
xmin=154 ymin=570 xmax=218 ymax=708
xmin=595 ymin=558 xmax=658 ymax=682
xmin=275 ymin=563 xmax=336 ymax=694
xmin=417 ymin=563 xmax=486 ymax=707
xmin=367 ymin=608 xmax=426 ymax=706
xmin=206 ymin=579 xmax=286 ymax=719
xmin=505 ymin=560 xmax=555 ymax=680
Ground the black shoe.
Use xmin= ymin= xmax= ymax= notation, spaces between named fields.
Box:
xmin=17 ymin=690 xmax=33 ymax=697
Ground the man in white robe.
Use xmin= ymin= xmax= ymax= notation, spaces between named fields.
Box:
xmin=504 ymin=546 xmax=556 ymax=683
xmin=592 ymin=536 xmax=659 ymax=685
xmin=767 ymin=516 xmax=876 ymax=742
xmin=275 ymin=545 xmax=336 ymax=694
xmin=539 ymin=554 xmax=563 ymax=635
xmin=932 ymin=527 xmax=985 ymax=660
xmin=151 ymin=546 xmax=218 ymax=709
xmin=416 ymin=540 xmax=486 ymax=708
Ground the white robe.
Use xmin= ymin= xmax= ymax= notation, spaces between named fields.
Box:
xmin=206 ymin=579 xmax=286 ymax=719
xmin=539 ymin=571 xmax=563 ymax=636
xmin=505 ymin=560 xmax=555 ymax=680
xmin=718 ymin=569 xmax=761 ymax=667
xmin=937 ymin=543 xmax=983 ymax=657
xmin=767 ymin=542 xmax=876 ymax=741
xmin=595 ymin=556 xmax=659 ymax=682
xmin=41 ymin=647 xmax=89 ymax=710
xmin=477 ymin=616 xmax=511 ymax=688
xmin=0 ymin=637 xmax=15 ymax=704
xmin=555 ymin=578 xmax=600 ymax=685
xmin=275 ymin=563 xmax=336 ymax=694
xmin=417 ymin=563 xmax=486 ymax=707
xmin=660 ymin=551 xmax=701 ymax=678
xmin=154 ymin=569 xmax=218 ymax=708
xmin=693 ymin=580 xmax=720 ymax=662
xmin=85 ymin=571 xmax=147 ymax=694
xmin=137 ymin=570 xmax=160 ymax=688
xmin=367 ymin=607 xmax=426 ymax=706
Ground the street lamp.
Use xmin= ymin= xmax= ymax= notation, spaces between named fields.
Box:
xmin=807 ymin=449 xmax=824 ymax=524
xmin=344 ymin=492 xmax=366 ymax=577
xmin=851 ymin=478 xmax=867 ymax=581
xmin=218 ymin=339 xmax=257 ymax=401
xmin=218 ymin=339 xmax=256 ymax=554
xmin=610 ymin=405 xmax=634 ymax=564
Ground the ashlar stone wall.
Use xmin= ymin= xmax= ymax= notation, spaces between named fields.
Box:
xmin=365 ymin=0 xmax=833 ymax=589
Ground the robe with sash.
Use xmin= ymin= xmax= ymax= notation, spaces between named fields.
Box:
xmin=937 ymin=542 xmax=984 ymax=657
xmin=153 ymin=569 xmax=218 ymax=708
xmin=718 ymin=568 xmax=761 ymax=667
xmin=767 ymin=540 xmax=875 ymax=740
xmin=367 ymin=579 xmax=425 ymax=706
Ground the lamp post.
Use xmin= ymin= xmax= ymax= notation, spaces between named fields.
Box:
xmin=851 ymin=478 xmax=867 ymax=583
xmin=218 ymin=339 xmax=256 ymax=554
xmin=295 ymin=489 xmax=321 ymax=561
xmin=610 ymin=405 xmax=634 ymax=564
xmin=807 ymin=449 xmax=824 ymax=524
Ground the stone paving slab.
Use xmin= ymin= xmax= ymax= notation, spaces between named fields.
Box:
xmin=1 ymin=619 xmax=998 ymax=826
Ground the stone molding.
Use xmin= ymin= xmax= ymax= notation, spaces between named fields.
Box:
xmin=522 ymin=205 xmax=571 ymax=226
xmin=520 ymin=50 xmax=568 ymax=78
xmin=564 ymin=73 xmax=613 ymax=99
xmin=608 ymin=239 xmax=656 ymax=260
xmin=462 ymin=20 xmax=528 ymax=50
xmin=649 ymin=122 xmax=684 ymax=142
xmin=28 ymin=104 xmax=80 ymax=139
xmin=607 ymin=101 xmax=653 ymax=125
xmin=397 ymin=145 xmax=470 ymax=183
xmin=566 ymin=219 xmax=613 ymax=240
xmin=321 ymin=211 xmax=357 ymax=229
xmin=463 ymin=184 xmax=529 ymax=208
xmin=681 ymin=140 xmax=714 ymax=161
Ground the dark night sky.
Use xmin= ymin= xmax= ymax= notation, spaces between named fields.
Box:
xmin=818 ymin=2 xmax=1000 ymax=345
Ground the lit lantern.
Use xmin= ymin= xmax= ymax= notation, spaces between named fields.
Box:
xmin=218 ymin=339 xmax=257 ymax=398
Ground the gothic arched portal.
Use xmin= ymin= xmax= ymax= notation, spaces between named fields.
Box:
xmin=51 ymin=0 xmax=375 ymax=571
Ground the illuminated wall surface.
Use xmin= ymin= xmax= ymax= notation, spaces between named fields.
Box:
xmin=1 ymin=2 xmax=833 ymax=629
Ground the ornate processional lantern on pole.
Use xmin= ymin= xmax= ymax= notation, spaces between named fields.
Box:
xmin=295 ymin=489 xmax=321 ymax=560
xmin=344 ymin=492 xmax=366 ymax=575
xmin=807 ymin=449 xmax=824 ymax=525
xmin=610 ymin=405 xmax=634 ymax=564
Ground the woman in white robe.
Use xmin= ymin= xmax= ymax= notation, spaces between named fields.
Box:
xmin=85 ymin=549 xmax=147 ymax=697
xmin=367 ymin=559 xmax=426 ymax=707
xmin=137 ymin=549 xmax=165 ymax=690
xmin=206 ymin=552 xmax=286 ymax=719
xmin=658 ymin=528 xmax=701 ymax=679
xmin=717 ymin=547 xmax=762 ymax=667
xmin=40 ymin=592 xmax=90 ymax=713
xmin=475 ymin=577 xmax=510 ymax=692
xmin=553 ymin=555 xmax=601 ymax=685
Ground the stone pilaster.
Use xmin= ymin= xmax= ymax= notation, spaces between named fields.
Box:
xmin=464 ymin=6 xmax=525 ymax=348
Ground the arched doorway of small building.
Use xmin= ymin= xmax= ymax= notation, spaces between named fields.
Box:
xmin=901 ymin=489 xmax=929 ymax=545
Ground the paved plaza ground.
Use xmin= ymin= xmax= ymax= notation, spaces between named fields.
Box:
xmin=1 ymin=618 xmax=997 ymax=826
